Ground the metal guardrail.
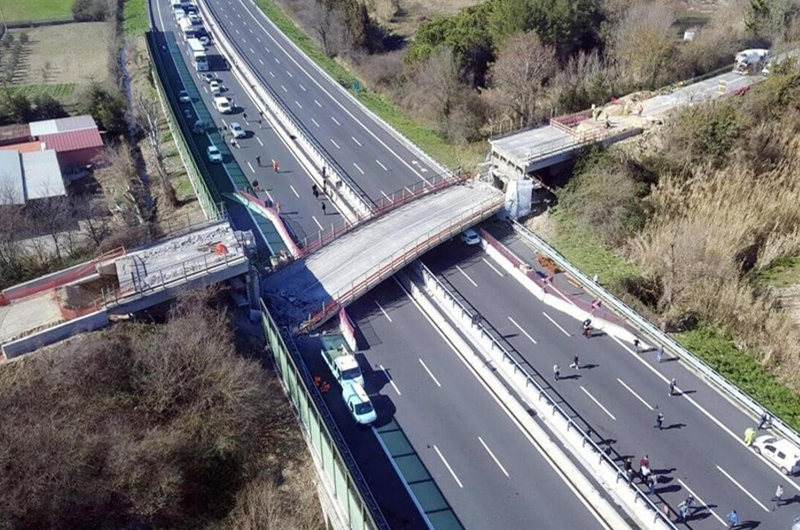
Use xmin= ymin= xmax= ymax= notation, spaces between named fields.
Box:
xmin=261 ymin=301 xmax=390 ymax=530
xmin=300 ymin=191 xmax=505 ymax=330
xmin=415 ymin=259 xmax=676 ymax=529
xmin=511 ymin=220 xmax=800 ymax=450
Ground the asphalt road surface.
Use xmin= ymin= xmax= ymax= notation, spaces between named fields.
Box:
xmin=201 ymin=0 xmax=446 ymax=204
xmin=150 ymin=0 xmax=342 ymax=244
xmin=319 ymin=279 xmax=609 ymax=530
xmin=423 ymin=232 xmax=800 ymax=530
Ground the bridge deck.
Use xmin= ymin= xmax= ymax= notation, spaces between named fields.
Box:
xmin=263 ymin=181 xmax=503 ymax=327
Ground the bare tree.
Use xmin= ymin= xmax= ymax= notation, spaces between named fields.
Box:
xmin=101 ymin=143 xmax=152 ymax=227
xmin=609 ymin=1 xmax=676 ymax=88
xmin=407 ymin=46 xmax=463 ymax=122
xmin=485 ymin=31 xmax=557 ymax=128
xmin=136 ymin=95 xmax=177 ymax=208
xmin=29 ymin=195 xmax=74 ymax=262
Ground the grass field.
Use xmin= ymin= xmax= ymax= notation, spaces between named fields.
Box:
xmin=0 ymin=0 xmax=73 ymax=23
xmin=4 ymin=83 xmax=77 ymax=98
xmin=123 ymin=0 xmax=149 ymax=37
xmin=10 ymin=23 xmax=110 ymax=87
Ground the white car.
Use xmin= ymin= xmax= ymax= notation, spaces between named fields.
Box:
xmin=229 ymin=122 xmax=246 ymax=139
xmin=460 ymin=228 xmax=481 ymax=246
xmin=188 ymin=12 xmax=200 ymax=24
xmin=213 ymin=96 xmax=232 ymax=113
xmin=209 ymin=80 xmax=222 ymax=95
xmin=178 ymin=89 xmax=190 ymax=103
xmin=206 ymin=145 xmax=222 ymax=163
xmin=752 ymin=435 xmax=800 ymax=475
xmin=197 ymin=35 xmax=210 ymax=46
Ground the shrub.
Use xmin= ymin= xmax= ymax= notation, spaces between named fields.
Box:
xmin=73 ymin=0 xmax=111 ymax=21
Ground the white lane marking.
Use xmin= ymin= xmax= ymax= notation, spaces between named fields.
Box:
xmin=330 ymin=138 xmax=340 ymax=149
xmin=433 ymin=445 xmax=463 ymax=488
xmin=249 ymin=47 xmax=254 ymax=54
xmin=258 ymin=58 xmax=264 ymax=65
xmin=269 ymin=71 xmax=275 ymax=78
xmin=542 ymin=311 xmax=571 ymax=337
xmin=481 ymin=257 xmax=504 ymax=277
xmin=676 ymin=479 xmax=727 ymax=527
xmin=331 ymin=116 xmax=341 ymax=126
xmin=299 ymin=84 xmax=306 ymax=91
xmin=221 ymin=119 xmax=228 ymax=128
xmin=580 ymin=386 xmax=617 ymax=420
xmin=280 ymin=85 xmax=287 ymax=92
xmin=249 ymin=27 xmax=253 ymax=34
xmin=247 ymin=162 xmax=255 ymax=173
xmin=274 ymin=57 xmax=281 ymax=64
xmin=202 ymin=85 xmax=208 ymax=93
xmin=606 ymin=332 xmax=800 ymax=494
xmin=351 ymin=136 xmax=362 ymax=146
xmin=716 ymin=466 xmax=770 ymax=512
xmin=376 ymin=159 xmax=388 ymax=171
xmin=508 ymin=316 xmax=537 ymax=345
xmin=353 ymin=163 xmax=364 ymax=174
xmin=311 ymin=118 xmax=320 ymax=128
xmin=379 ymin=364 xmax=401 ymax=395
xmin=456 ymin=265 xmax=477 ymax=287
xmin=312 ymin=216 xmax=324 ymax=231
xmin=314 ymin=99 xmax=322 ymax=107
xmin=376 ymin=301 xmax=392 ymax=322
xmin=235 ymin=28 xmax=240 ymax=34
xmin=380 ymin=190 xmax=391 ymax=201
xmin=286 ymin=70 xmax=293 ymax=78
xmin=256 ymin=37 xmax=261 ymax=43
xmin=256 ymin=137 xmax=263 ymax=147
xmin=236 ymin=0 xmax=432 ymax=184
xmin=617 ymin=378 xmax=653 ymax=411
xmin=289 ymin=185 xmax=299 ymax=198
xmin=241 ymin=38 xmax=247 ymax=44
xmin=419 ymin=359 xmax=441 ymax=387
xmin=478 ymin=437 xmax=510 ymax=477
xmin=295 ymin=100 xmax=302 ymax=109
xmin=264 ymin=46 xmax=270 ymax=53
xmin=392 ymin=276 xmax=616 ymax=530
xmin=264 ymin=189 xmax=274 ymax=202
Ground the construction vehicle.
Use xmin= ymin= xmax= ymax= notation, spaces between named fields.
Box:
xmin=733 ymin=49 xmax=770 ymax=75
xmin=320 ymin=333 xmax=365 ymax=387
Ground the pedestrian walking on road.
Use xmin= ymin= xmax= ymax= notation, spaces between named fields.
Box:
xmin=772 ymin=485 xmax=784 ymax=510
xmin=312 ymin=184 xmax=319 ymax=199
xmin=256 ymin=155 xmax=261 ymax=167
xmin=648 ymin=474 xmax=656 ymax=495
xmin=321 ymin=202 xmax=327 ymax=215
xmin=727 ymin=509 xmax=739 ymax=529
xmin=657 ymin=346 xmax=664 ymax=363
xmin=252 ymin=179 xmax=259 ymax=192
xmin=570 ymin=354 xmax=580 ymax=369
xmin=744 ymin=427 xmax=756 ymax=446
xmin=553 ymin=363 xmax=560 ymax=381
xmin=669 ymin=378 xmax=676 ymax=396
xmin=633 ymin=339 xmax=641 ymax=353
xmin=272 ymin=158 xmax=280 ymax=172
xmin=654 ymin=411 xmax=664 ymax=430
xmin=758 ymin=412 xmax=771 ymax=430
xmin=243 ymin=112 xmax=248 ymax=122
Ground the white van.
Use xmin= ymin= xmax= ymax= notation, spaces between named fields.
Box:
xmin=342 ymin=382 xmax=376 ymax=425
xmin=173 ymin=8 xmax=185 ymax=20
xmin=213 ymin=96 xmax=232 ymax=114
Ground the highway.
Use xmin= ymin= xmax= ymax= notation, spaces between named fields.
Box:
xmin=423 ymin=232 xmax=800 ymax=529
xmin=200 ymin=0 xmax=446 ymax=204
xmin=302 ymin=280 xmax=610 ymax=530
xmin=150 ymin=0 xmax=342 ymax=243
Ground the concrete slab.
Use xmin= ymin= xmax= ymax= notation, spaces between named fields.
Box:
xmin=114 ymin=222 xmax=247 ymax=293
xmin=0 ymin=292 xmax=63 ymax=344
xmin=263 ymin=181 xmax=503 ymax=325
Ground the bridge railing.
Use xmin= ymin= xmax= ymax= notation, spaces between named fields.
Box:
xmin=261 ymin=301 xmax=390 ymax=530
xmin=297 ymin=173 xmax=469 ymax=257
xmin=300 ymin=192 xmax=505 ymax=331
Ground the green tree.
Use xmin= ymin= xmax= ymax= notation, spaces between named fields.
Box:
xmin=488 ymin=0 xmax=536 ymax=45
xmin=0 ymin=92 xmax=34 ymax=125
xmin=32 ymin=94 xmax=68 ymax=121
xmin=528 ymin=0 xmax=604 ymax=59
xmin=79 ymin=84 xmax=126 ymax=137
